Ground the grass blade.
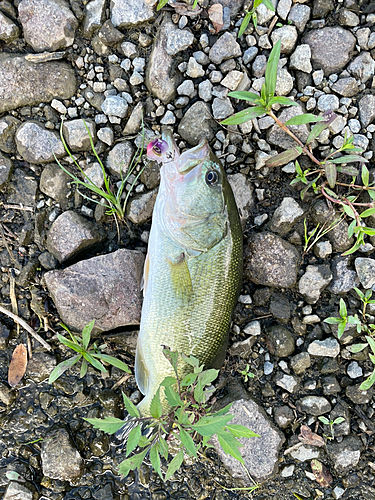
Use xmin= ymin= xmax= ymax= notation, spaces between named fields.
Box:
xmin=265 ymin=40 xmax=281 ymax=101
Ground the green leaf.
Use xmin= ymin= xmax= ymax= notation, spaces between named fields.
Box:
xmin=228 ymin=91 xmax=261 ymax=102
xmin=362 ymin=164 xmax=370 ymax=186
xmin=265 ymin=40 xmax=281 ymax=101
xmin=83 ymin=352 xmax=107 ymax=372
xmin=211 ymin=403 xmax=233 ymax=417
xmin=179 ymin=428 xmax=197 ymax=457
xmin=165 ymin=386 xmax=183 ymax=407
xmin=80 ymin=358 xmax=88 ymax=378
xmin=325 ymin=162 xmax=337 ymax=189
xmin=347 ymin=343 xmax=368 ymax=353
xmin=150 ymin=388 xmax=162 ymax=419
xmin=362 ymin=227 xmax=375 ymax=236
xmin=359 ymin=369 xmax=375 ymax=391
xmin=338 ymin=320 xmax=347 ymax=338
xmin=57 ymin=333 xmax=84 ymax=353
xmin=149 ymin=445 xmax=162 ymax=479
xmin=163 ymin=347 xmax=179 ymax=371
xmin=81 ymin=320 xmax=95 ymax=350
xmin=267 ymin=96 xmax=298 ymax=107
xmin=324 ymin=317 xmax=342 ymax=325
xmin=336 ymin=165 xmax=359 ymax=176
xmin=126 ymin=425 xmax=141 ymax=457
xmin=194 ymin=380 xmax=205 ymax=404
xmin=221 ymin=106 xmax=265 ymax=126
xmin=333 ymin=417 xmax=346 ymax=425
xmin=192 ymin=414 xmax=234 ymax=437
xmin=342 ymin=240 xmax=363 ymax=256
xmin=354 ymin=287 xmax=365 ymax=300
xmin=285 ymin=114 xmax=324 ymax=126
xmin=161 ymin=376 xmax=178 ymax=387
xmin=122 ymin=392 xmax=140 ymax=418
xmin=238 ymin=11 xmax=252 ymax=38
xmin=265 ymin=147 xmax=302 ymax=167
xmin=158 ymin=436 xmax=169 ymax=460
xmin=118 ymin=448 xmax=149 ymax=476
xmin=342 ymin=204 xmax=356 ymax=219
xmin=48 ymin=354 xmax=82 ymax=383
xmin=216 ymin=431 xmax=244 ymax=464
xmin=226 ymin=424 xmax=260 ymax=438
xmin=182 ymin=354 xmax=200 ymax=368
xmin=306 ymin=110 xmax=336 ymax=145
xmin=331 ymin=155 xmax=367 ymax=164
xmin=262 ymin=0 xmax=275 ymax=11
xmin=156 ymin=0 xmax=169 ymax=11
xmin=339 ymin=299 xmax=347 ymax=318
xmin=84 ymin=416 xmax=126 ymax=435
xmin=366 ymin=336 xmax=375 ymax=356
xmin=199 ymin=368 xmax=219 ymax=387
xmin=165 ymin=450 xmax=184 ymax=480
xmin=91 ymin=353 xmax=130 ymax=373
xmin=181 ymin=372 xmax=198 ymax=387
xmin=360 ymin=207 xmax=375 ymax=218
xmin=139 ymin=435 xmax=152 ymax=448
xmin=348 ymin=219 xmax=356 ymax=239
xmin=318 ymin=416 xmax=330 ymax=425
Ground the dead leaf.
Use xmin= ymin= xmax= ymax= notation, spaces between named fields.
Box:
xmin=298 ymin=425 xmax=325 ymax=447
xmin=208 ymin=3 xmax=224 ymax=32
xmin=8 ymin=344 xmax=28 ymax=387
xmin=311 ymin=459 xmax=332 ymax=487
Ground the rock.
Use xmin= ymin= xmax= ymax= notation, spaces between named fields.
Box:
xmin=313 ymin=0 xmax=334 ymax=18
xmin=267 ymin=105 xmax=310 ymax=150
xmin=0 ymin=115 xmax=20 ymax=153
xmin=0 ymin=54 xmax=77 ymax=113
xmin=230 ymin=336 xmax=257 ymax=357
xmin=186 ymin=57 xmax=205 ymax=78
xmin=355 ymin=257 xmax=375 ymax=290
xmin=299 ymin=265 xmax=332 ymax=304
xmin=15 ymin=121 xmax=65 ymax=164
xmin=110 ymin=0 xmax=156 ymax=28
xmin=329 ymin=256 xmax=359 ymax=294
xmin=276 ymin=373 xmax=298 ymax=393
xmin=44 ymin=248 xmax=144 ymax=333
xmin=0 ymin=11 xmax=20 ymax=42
xmin=322 ymin=375 xmax=341 ymax=395
xmin=211 ymin=398 xmax=285 ymax=483
xmin=289 ymin=44 xmax=312 ymax=73
xmin=269 ymin=197 xmax=304 ymax=236
xmin=127 ymin=188 xmax=158 ymax=225
xmin=19 ymin=0 xmax=78 ymax=52
xmin=339 ymin=8 xmax=360 ymax=27
xmin=46 ymin=210 xmax=106 ymax=263
xmin=178 ymin=101 xmax=216 ymax=146
xmin=145 ymin=19 xmax=182 ymax=104
xmin=7 ymin=169 xmax=37 ymax=207
xmin=290 ymin=445 xmax=320 ymax=462
xmin=327 ymin=436 xmax=362 ymax=475
xmin=123 ymin=102 xmax=144 ymax=135
xmin=0 ymin=382 xmax=16 ymax=405
xmin=274 ymin=405 xmax=294 ymax=428
xmin=27 ymin=352 xmax=56 ymax=383
xmin=275 ymin=67 xmax=293 ymax=96
xmin=269 ymin=293 xmax=291 ymax=323
xmin=106 ymin=141 xmax=134 ymax=179
xmin=288 ymin=4 xmax=310 ymax=32
xmin=346 ymin=383 xmax=374 ymax=404
xmin=303 ymin=27 xmax=356 ymax=76
xmin=243 ymin=46 xmax=258 ymax=65
xmin=347 ymin=361 xmax=363 ymax=379
xmin=270 ymin=26 xmax=298 ymax=54
xmin=40 ymin=163 xmax=70 ymax=206
xmin=209 ymin=32 xmax=241 ymax=65
xmin=38 ymin=251 xmax=58 ymax=270
xmin=314 ymin=240 xmax=332 ymax=259
xmin=63 ymin=119 xmax=96 ymax=152
xmin=165 ymin=28 xmax=194 ymax=56
xmin=348 ymin=52 xmax=375 ymax=84
xmin=41 ymin=428 xmax=83 ymax=481
xmin=308 ymin=338 xmax=340 ymax=357
xmin=212 ymin=97 xmax=234 ymax=120
xmin=97 ymin=127 xmax=114 ymax=146
xmin=266 ymin=325 xmax=295 ymax=357
xmin=311 ymin=199 xmax=353 ymax=253
xmin=297 ymin=396 xmax=331 ymax=416
xmin=0 ymin=152 xmax=12 ymax=189
xmin=213 ymin=0 xmax=245 ymax=18
xmin=101 ymin=95 xmax=128 ymax=118
xmin=245 ymin=232 xmax=299 ymax=288
xmin=83 ymin=0 xmax=106 ymax=36
xmin=243 ymin=320 xmax=261 ymax=336
xmin=331 ymin=77 xmax=359 ymax=98
xmin=277 ymin=0 xmax=292 ymax=20
xmin=359 ymin=95 xmax=375 ymax=128
xmin=2 ymin=482 xmax=33 ymax=500
xmin=227 ymin=173 xmax=253 ymax=227
xmin=317 ymin=94 xmax=340 ymax=112
xmin=290 ymin=352 xmax=311 ymax=375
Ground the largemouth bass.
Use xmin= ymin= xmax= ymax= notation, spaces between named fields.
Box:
xmin=135 ymin=129 xmax=243 ymax=417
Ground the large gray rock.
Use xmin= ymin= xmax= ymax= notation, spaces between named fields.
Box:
xmin=297 ymin=396 xmax=331 ymax=416
xmin=209 ymin=32 xmax=241 ymax=65
xmin=327 ymin=436 xmax=362 ymax=475
xmin=7 ymin=168 xmax=37 ymax=207
xmin=15 ymin=121 xmax=65 ymax=164
xmin=41 ymin=428 xmax=83 ymax=481
xmin=227 ymin=173 xmax=254 ymax=227
xmin=245 ymin=232 xmax=299 ymax=288
xmin=266 ymin=325 xmax=295 ymax=357
xmin=211 ymin=398 xmax=285 ymax=483
xmin=299 ymin=265 xmax=332 ymax=304
xmin=267 ymin=105 xmax=310 ymax=150
xmin=0 ymin=54 xmax=77 ymax=113
xmin=331 ymin=77 xmax=359 ymax=98
xmin=2 ymin=482 xmax=33 ymax=500
xmin=308 ymin=338 xmax=340 ymax=358
xmin=329 ymin=256 xmax=359 ymax=294
xmin=165 ymin=28 xmax=194 ymax=56
xmin=178 ymin=101 xmax=216 ymax=146
xmin=269 ymin=197 xmax=304 ymax=236
xmin=0 ymin=115 xmax=20 ymax=154
xmin=127 ymin=188 xmax=158 ymax=225
xmin=18 ymin=0 xmax=78 ymax=52
xmin=303 ymin=27 xmax=356 ymax=76
xmin=44 ymin=248 xmax=144 ymax=333
xmin=63 ymin=119 xmax=96 ymax=152
xmin=40 ymin=163 xmax=70 ymax=206
xmin=311 ymin=199 xmax=353 ymax=253
xmin=270 ymin=26 xmax=298 ymax=54
xmin=359 ymin=94 xmax=375 ymax=128
xmin=0 ymin=11 xmax=20 ymax=42
xmin=110 ymin=0 xmax=157 ymax=28
xmin=355 ymin=257 xmax=375 ymax=290
xmin=83 ymin=0 xmax=106 ymax=36
xmin=106 ymin=141 xmax=134 ymax=179
xmin=145 ymin=18 xmax=182 ymax=104
xmin=47 ymin=211 xmax=106 ymax=263
xmin=348 ymin=52 xmax=375 ymax=84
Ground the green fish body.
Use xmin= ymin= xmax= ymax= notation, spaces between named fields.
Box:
xmin=136 ymin=130 xmax=243 ymax=416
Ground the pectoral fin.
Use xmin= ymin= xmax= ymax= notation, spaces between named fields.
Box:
xmin=168 ymin=252 xmax=193 ymax=303
xmin=135 ymin=343 xmax=149 ymax=395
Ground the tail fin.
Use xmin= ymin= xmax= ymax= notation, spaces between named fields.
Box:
xmin=113 ymin=412 xmax=155 ymax=446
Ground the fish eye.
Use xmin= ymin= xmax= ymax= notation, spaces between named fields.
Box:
xmin=205 ymin=170 xmax=219 ymax=186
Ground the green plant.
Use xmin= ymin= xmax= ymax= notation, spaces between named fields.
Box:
xmin=354 ymin=287 xmax=375 ymax=319
xmin=324 ymin=298 xmax=361 ymax=338
xmin=85 ymin=347 xmax=260 ymax=481
xmin=157 ymin=0 xmax=198 ymax=10
xmin=222 ymin=41 xmax=375 ymax=256
xmin=318 ymin=416 xmax=345 ymax=440
xmin=302 ymin=216 xmax=342 ymax=254
xmin=53 ymin=118 xmax=145 ymax=225
xmin=239 ymin=363 xmax=255 ymax=382
xmin=48 ymin=320 xmax=130 ymax=383
xmin=238 ymin=0 xmax=275 ymax=37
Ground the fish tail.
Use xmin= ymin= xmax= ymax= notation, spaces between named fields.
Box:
xmin=113 ymin=412 xmax=139 ymax=445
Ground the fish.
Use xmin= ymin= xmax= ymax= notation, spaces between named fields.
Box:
xmin=135 ymin=129 xmax=243 ymax=417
